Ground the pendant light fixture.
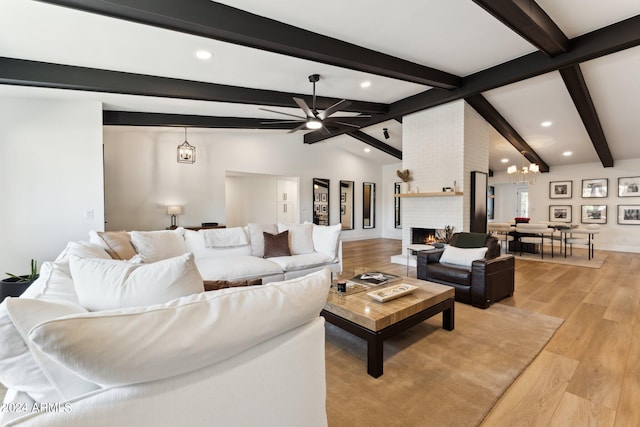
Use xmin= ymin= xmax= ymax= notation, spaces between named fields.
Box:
xmin=507 ymin=150 xmax=539 ymax=184
xmin=177 ymin=127 xmax=196 ymax=164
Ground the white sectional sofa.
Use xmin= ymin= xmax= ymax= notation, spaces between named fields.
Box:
xmin=0 ymin=227 xmax=332 ymax=427
xmin=93 ymin=223 xmax=342 ymax=285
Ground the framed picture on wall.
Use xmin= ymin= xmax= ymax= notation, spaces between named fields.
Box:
xmin=581 ymin=205 xmax=607 ymax=224
xmin=582 ymin=178 xmax=608 ymax=198
xmin=617 ymin=205 xmax=640 ymax=225
xmin=549 ymin=181 xmax=572 ymax=199
xmin=549 ymin=205 xmax=572 ymax=223
xmin=618 ymin=176 xmax=640 ymax=197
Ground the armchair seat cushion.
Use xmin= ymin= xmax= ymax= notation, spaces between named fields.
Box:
xmin=426 ymin=263 xmax=471 ymax=286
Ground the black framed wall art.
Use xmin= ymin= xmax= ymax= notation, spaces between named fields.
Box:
xmin=617 ymin=205 xmax=640 ymax=225
xmin=549 ymin=181 xmax=572 ymax=199
xmin=549 ymin=205 xmax=572 ymax=223
xmin=618 ymin=176 xmax=640 ymax=197
xmin=581 ymin=205 xmax=607 ymax=224
xmin=582 ymin=178 xmax=608 ymax=198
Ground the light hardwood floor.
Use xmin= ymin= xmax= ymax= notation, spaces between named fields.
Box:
xmin=341 ymin=238 xmax=640 ymax=427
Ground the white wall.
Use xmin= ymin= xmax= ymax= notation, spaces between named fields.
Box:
xmin=0 ymin=98 xmax=104 ymax=274
xmin=490 ymin=158 xmax=640 ymax=253
xmin=103 ymin=127 xmax=384 ymax=240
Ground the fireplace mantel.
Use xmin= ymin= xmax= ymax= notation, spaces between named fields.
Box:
xmin=395 ymin=191 xmax=463 ymax=198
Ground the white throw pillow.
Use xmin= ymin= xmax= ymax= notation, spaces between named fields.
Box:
xmin=278 ymin=223 xmax=315 ymax=255
xmin=55 ymin=241 xmax=112 ymax=262
xmin=202 ymin=227 xmax=249 ymax=248
xmin=129 ymin=227 xmax=186 ymax=263
xmin=312 ymin=224 xmax=341 ymax=259
xmin=28 ymin=268 xmax=331 ymax=387
xmin=3 ymin=298 xmax=100 ymax=401
xmin=439 ymin=246 xmax=488 ymax=268
xmin=19 ymin=260 xmax=80 ymax=305
xmin=70 ymin=252 xmax=204 ymax=311
xmin=247 ymin=223 xmax=278 ymax=257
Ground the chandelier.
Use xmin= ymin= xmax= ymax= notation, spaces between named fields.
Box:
xmin=507 ymin=150 xmax=539 ymax=184
xmin=177 ymin=127 xmax=196 ymax=164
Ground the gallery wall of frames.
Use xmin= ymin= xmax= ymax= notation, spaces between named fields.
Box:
xmin=548 ymin=176 xmax=640 ymax=225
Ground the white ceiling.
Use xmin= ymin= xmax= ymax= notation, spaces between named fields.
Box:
xmin=1 ymin=0 xmax=639 ymax=170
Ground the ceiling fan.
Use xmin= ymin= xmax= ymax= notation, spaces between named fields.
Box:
xmin=259 ymin=74 xmax=368 ymax=135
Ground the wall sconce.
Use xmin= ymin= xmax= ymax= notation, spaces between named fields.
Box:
xmin=166 ymin=205 xmax=183 ymax=228
xmin=177 ymin=127 xmax=196 ymax=164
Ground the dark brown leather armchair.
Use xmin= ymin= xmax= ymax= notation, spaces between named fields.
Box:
xmin=417 ymin=232 xmax=515 ymax=309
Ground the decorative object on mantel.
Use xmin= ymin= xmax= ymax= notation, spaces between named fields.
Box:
xmin=396 ymin=169 xmax=411 ymax=193
xmin=437 ymin=225 xmax=455 ymax=244
xmin=167 ymin=205 xmax=183 ymax=227
xmin=177 ymin=127 xmax=196 ymax=164
xmin=507 ymin=150 xmax=539 ymax=184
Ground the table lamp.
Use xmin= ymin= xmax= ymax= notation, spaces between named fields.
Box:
xmin=167 ymin=205 xmax=183 ymax=227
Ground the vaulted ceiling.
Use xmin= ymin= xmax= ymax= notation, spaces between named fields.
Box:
xmin=2 ymin=0 xmax=640 ymax=170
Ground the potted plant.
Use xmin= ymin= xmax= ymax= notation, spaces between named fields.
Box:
xmin=1 ymin=259 xmax=39 ymax=303
xmin=396 ymin=169 xmax=411 ymax=193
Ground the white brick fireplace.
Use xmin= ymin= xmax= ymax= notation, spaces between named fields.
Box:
xmin=391 ymin=100 xmax=489 ymax=266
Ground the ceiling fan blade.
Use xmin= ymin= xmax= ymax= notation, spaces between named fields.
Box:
xmin=287 ymin=123 xmax=309 ymax=133
xmin=259 ymin=107 xmax=305 ymax=120
xmin=293 ymin=97 xmax=314 ymax=118
xmin=333 ymin=121 xmax=361 ymax=128
xmin=318 ymin=99 xmax=352 ymax=120
xmin=318 ymin=126 xmax=331 ymax=136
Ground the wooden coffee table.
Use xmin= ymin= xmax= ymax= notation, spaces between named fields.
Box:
xmin=321 ymin=276 xmax=455 ymax=378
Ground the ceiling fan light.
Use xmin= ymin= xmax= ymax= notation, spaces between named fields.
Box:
xmin=306 ymin=119 xmax=322 ymax=130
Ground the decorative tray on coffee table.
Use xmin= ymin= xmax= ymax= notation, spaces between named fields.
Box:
xmin=367 ymin=283 xmax=419 ymax=303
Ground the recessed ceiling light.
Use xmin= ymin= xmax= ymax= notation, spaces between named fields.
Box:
xmin=563 ymin=151 xmax=572 ymax=156
xmin=541 ymin=121 xmax=552 ymax=127
xmin=360 ymin=81 xmax=371 ymax=88
xmin=195 ymin=50 xmax=212 ymax=60
xmin=501 ymin=158 xmax=509 ymax=163
xmin=364 ymin=147 xmax=371 ymax=153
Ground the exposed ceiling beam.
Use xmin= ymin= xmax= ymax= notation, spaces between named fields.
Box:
xmin=347 ymin=131 xmax=402 ymax=160
xmin=471 ymin=0 xmax=569 ymax=56
xmin=103 ymin=111 xmax=299 ymax=130
xmin=465 ymin=94 xmax=549 ymax=172
xmin=35 ymin=0 xmax=461 ymax=90
xmin=559 ymin=65 xmax=614 ymax=167
xmin=305 ymin=14 xmax=640 ymax=144
xmin=0 ymin=57 xmax=388 ymax=115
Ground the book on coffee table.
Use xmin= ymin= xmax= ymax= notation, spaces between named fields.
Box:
xmin=347 ymin=272 xmax=401 ymax=287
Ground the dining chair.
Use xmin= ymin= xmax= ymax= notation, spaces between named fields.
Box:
xmin=515 ymin=223 xmax=555 ymax=259
xmin=488 ymin=222 xmax=514 ymax=254
xmin=564 ymin=224 xmax=600 ymax=260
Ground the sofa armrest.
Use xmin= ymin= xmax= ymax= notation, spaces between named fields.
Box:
xmin=416 ymin=249 xmax=445 ymax=279
xmin=470 ymin=254 xmax=515 ymax=308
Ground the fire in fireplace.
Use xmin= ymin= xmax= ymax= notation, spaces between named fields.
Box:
xmin=411 ymin=228 xmax=437 ymax=244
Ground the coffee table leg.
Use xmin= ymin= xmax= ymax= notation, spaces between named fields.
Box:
xmin=367 ymin=335 xmax=384 ymax=378
xmin=442 ymin=300 xmax=455 ymax=331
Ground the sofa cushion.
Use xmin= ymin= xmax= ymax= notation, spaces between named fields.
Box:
xmin=3 ymin=298 xmax=100 ymax=401
xmin=89 ymin=230 xmax=137 ymax=260
xmin=130 ymin=228 xmax=186 ymax=263
xmin=426 ymin=263 xmax=472 ymax=286
xmin=439 ymin=245 xmax=488 ymax=268
xmin=264 ymin=231 xmax=291 ymax=258
xmin=312 ymin=223 xmax=341 ymax=259
xmin=0 ymin=302 xmax=61 ymax=403
xmin=195 ymin=255 xmax=283 ymax=282
xmin=268 ymin=252 xmax=336 ymax=272
xmin=27 ymin=269 xmax=332 ymax=387
xmin=248 ymin=223 xmax=278 ymax=257
xmin=70 ymin=253 xmax=204 ymax=311
xmin=278 ymin=223 xmax=315 ymax=255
